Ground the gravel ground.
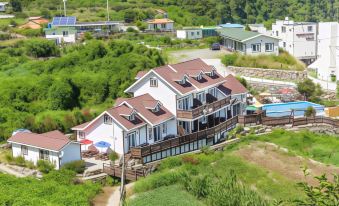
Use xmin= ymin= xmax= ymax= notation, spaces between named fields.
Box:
xmin=168 ymin=48 xmax=230 ymax=63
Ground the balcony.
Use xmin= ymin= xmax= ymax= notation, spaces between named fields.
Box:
xmin=177 ymin=95 xmax=231 ymax=119
xmin=130 ymin=116 xmax=238 ymax=160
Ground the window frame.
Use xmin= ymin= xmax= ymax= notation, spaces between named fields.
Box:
xmin=251 ymin=43 xmax=261 ymax=53
xmin=265 ymin=43 xmax=274 ymax=52
xmin=79 ymin=131 xmax=86 ymax=139
xmin=39 ymin=150 xmax=49 ymax=161
xmin=104 ymin=114 xmax=113 ymax=125
xmin=21 ymin=145 xmax=28 ymax=156
xmin=307 ymin=26 xmax=313 ymax=32
xmin=127 ymin=132 xmax=136 ymax=149
xmin=150 ymin=78 xmax=158 ymax=87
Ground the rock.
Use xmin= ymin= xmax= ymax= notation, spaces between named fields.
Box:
xmin=244 ymin=127 xmax=251 ymax=132
xmin=265 ymin=128 xmax=272 ymax=133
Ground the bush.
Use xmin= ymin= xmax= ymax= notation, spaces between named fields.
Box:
xmin=62 ymin=160 xmax=86 ymax=174
xmin=305 ymin=106 xmax=316 ymax=117
xmin=222 ymin=53 xmax=238 ymax=66
xmin=24 ymin=38 xmax=60 ymax=58
xmin=14 ymin=156 xmax=25 ymax=166
xmin=37 ymin=160 xmax=55 ymax=174
xmin=109 ymin=151 xmax=119 ymax=163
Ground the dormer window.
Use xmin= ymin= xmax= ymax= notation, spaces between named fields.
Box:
xmin=152 ymin=105 xmax=160 ymax=113
xmin=104 ymin=114 xmax=112 ymax=124
xmin=150 ymin=78 xmax=158 ymax=87
xmin=179 ymin=76 xmax=188 ymax=85
xmin=196 ymin=74 xmax=202 ymax=81
xmin=128 ymin=113 xmax=135 ymax=121
xmin=207 ymin=70 xmax=216 ymax=77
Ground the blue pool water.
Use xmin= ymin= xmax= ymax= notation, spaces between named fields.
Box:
xmin=262 ymin=101 xmax=325 ymax=117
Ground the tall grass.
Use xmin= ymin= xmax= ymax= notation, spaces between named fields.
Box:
xmin=222 ymin=51 xmax=305 ymax=71
xmin=248 ymin=129 xmax=339 ymax=166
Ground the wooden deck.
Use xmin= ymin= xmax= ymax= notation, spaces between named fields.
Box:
xmin=102 ymin=163 xmax=147 ymax=181
xmin=130 ymin=116 xmax=238 ymax=159
xmin=177 ymin=96 xmax=231 ymax=119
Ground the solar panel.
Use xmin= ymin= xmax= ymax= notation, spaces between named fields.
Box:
xmin=51 ymin=16 xmax=76 ymax=26
xmin=52 ymin=17 xmax=61 ymax=25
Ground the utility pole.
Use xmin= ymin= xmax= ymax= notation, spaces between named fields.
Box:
xmin=63 ymin=0 xmax=67 ymax=17
xmin=107 ymin=0 xmax=110 ymax=22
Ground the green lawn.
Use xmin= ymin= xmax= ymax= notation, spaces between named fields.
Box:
xmin=127 ymin=185 xmax=206 ymax=206
xmin=248 ymin=129 xmax=339 ymax=166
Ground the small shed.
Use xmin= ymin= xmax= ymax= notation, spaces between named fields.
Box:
xmin=147 ymin=18 xmax=174 ymax=32
xmin=177 ymin=28 xmax=202 ymax=40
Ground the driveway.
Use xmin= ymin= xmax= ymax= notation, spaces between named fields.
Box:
xmin=167 ymin=48 xmax=230 ymax=64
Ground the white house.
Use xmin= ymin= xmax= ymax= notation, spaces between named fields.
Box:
xmin=7 ymin=130 xmax=81 ymax=170
xmin=272 ymin=17 xmax=317 ymax=65
xmin=308 ymin=22 xmax=339 ymax=81
xmin=73 ymin=59 xmax=248 ymax=163
xmin=0 ymin=2 xmax=8 ymax=12
xmin=72 ymin=94 xmax=176 ymax=155
xmin=147 ymin=18 xmax=174 ymax=32
xmin=218 ymin=28 xmax=280 ymax=55
xmin=177 ymin=28 xmax=203 ymax=40
xmin=248 ymin=24 xmax=268 ymax=35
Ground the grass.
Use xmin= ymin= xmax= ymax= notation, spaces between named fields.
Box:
xmin=247 ymin=129 xmax=339 ymax=166
xmin=128 ymin=140 xmax=306 ymax=205
xmin=127 ymin=185 xmax=206 ymax=206
xmin=222 ymin=51 xmax=306 ymax=71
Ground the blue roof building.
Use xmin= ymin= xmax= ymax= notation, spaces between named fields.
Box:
xmin=218 ymin=23 xmax=244 ymax=29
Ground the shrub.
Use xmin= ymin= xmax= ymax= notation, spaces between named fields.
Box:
xmin=24 ymin=38 xmax=60 ymax=58
xmin=62 ymin=160 xmax=86 ymax=174
xmin=305 ymin=106 xmax=316 ymax=117
xmin=222 ymin=53 xmax=239 ymax=66
xmin=182 ymin=155 xmax=200 ymax=165
xmin=109 ymin=151 xmax=119 ymax=163
xmin=14 ymin=156 xmax=25 ymax=166
xmin=37 ymin=160 xmax=55 ymax=174
xmin=158 ymin=156 xmax=182 ymax=171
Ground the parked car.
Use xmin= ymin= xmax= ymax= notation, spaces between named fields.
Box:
xmin=211 ymin=43 xmax=221 ymax=50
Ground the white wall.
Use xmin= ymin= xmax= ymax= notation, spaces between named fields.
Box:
xmin=60 ymin=142 xmax=81 ymax=167
xmin=45 ymin=34 xmax=76 ymax=44
xmin=177 ymin=30 xmax=187 ymax=39
xmin=177 ymin=30 xmax=202 ymax=40
xmin=131 ymin=73 xmax=178 ymax=116
xmin=12 ymin=143 xmax=60 ymax=169
xmin=244 ymin=35 xmax=279 ymax=56
xmin=148 ymin=22 xmax=174 ymax=31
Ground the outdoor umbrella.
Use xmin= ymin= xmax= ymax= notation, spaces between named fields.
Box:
xmin=94 ymin=141 xmax=111 ymax=153
xmin=80 ymin=139 xmax=93 ymax=151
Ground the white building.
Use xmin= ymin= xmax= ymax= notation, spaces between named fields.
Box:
xmin=177 ymin=28 xmax=202 ymax=40
xmin=248 ymin=24 xmax=268 ymax=35
xmin=147 ymin=18 xmax=174 ymax=32
xmin=0 ymin=2 xmax=8 ymax=12
xmin=272 ymin=17 xmax=317 ymax=65
xmin=73 ymin=59 xmax=248 ymax=163
xmin=308 ymin=22 xmax=339 ymax=81
xmin=8 ymin=130 xmax=81 ymax=170
xmin=219 ymin=28 xmax=280 ymax=55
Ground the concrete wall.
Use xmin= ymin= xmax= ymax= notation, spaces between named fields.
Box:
xmin=228 ymin=66 xmax=307 ymax=81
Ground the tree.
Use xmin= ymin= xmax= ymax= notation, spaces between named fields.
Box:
xmin=10 ymin=0 xmax=22 ymax=12
xmin=24 ymin=38 xmax=59 ymax=58
xmin=305 ymin=106 xmax=316 ymax=117
xmin=48 ymin=80 xmax=76 ymax=110
xmin=297 ymin=79 xmax=316 ymax=100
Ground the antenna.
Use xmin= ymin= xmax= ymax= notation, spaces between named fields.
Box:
xmin=63 ymin=0 xmax=67 ymax=17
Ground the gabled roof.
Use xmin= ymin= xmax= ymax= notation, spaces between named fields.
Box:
xmin=72 ymin=121 xmax=90 ymax=130
xmin=147 ymin=18 xmax=174 ymax=24
xmin=218 ymin=74 xmax=248 ymax=95
xmin=127 ymin=59 xmax=226 ymax=96
xmin=106 ymin=105 xmax=146 ymax=130
xmin=218 ymin=28 xmax=260 ymax=42
xmin=8 ymin=130 xmax=71 ymax=152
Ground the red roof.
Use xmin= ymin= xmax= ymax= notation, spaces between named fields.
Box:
xmin=152 ymin=59 xmax=226 ymax=95
xmin=135 ymin=71 xmax=148 ymax=80
xmin=147 ymin=18 xmax=174 ymax=24
xmin=218 ymin=74 xmax=248 ymax=95
xmin=72 ymin=121 xmax=90 ymax=130
xmin=8 ymin=130 xmax=71 ymax=151
xmin=106 ymin=105 xmax=146 ymax=130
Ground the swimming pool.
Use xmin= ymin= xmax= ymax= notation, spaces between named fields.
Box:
xmin=262 ymin=101 xmax=325 ymax=117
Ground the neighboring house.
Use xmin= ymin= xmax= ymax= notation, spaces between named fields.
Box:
xmin=45 ymin=16 xmax=122 ymax=44
xmin=272 ymin=17 xmax=317 ymax=65
xmin=177 ymin=28 xmax=202 ymax=40
xmin=19 ymin=16 xmax=49 ymax=29
xmin=7 ymin=130 xmax=81 ymax=170
xmin=218 ymin=23 xmax=244 ymax=29
xmin=0 ymin=2 xmax=8 ymax=12
xmin=201 ymin=27 xmax=218 ymax=37
xmin=218 ymin=28 xmax=279 ymax=55
xmin=248 ymin=24 xmax=267 ymax=34
xmin=147 ymin=18 xmax=174 ymax=32
xmin=308 ymin=22 xmax=339 ymax=81
xmin=72 ymin=94 xmax=176 ymax=155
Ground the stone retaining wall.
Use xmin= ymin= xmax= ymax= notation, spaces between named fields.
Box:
xmin=227 ymin=66 xmax=307 ymax=81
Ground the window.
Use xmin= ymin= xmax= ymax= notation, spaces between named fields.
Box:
xmin=128 ymin=113 xmax=135 ymax=121
xmin=251 ymin=44 xmax=261 ymax=52
xmin=282 ymin=26 xmax=286 ymax=33
xmin=153 ymin=125 xmax=161 ymax=142
xmin=283 ymin=42 xmax=286 ymax=47
xmin=39 ymin=150 xmax=49 ymax=161
xmin=179 ymin=77 xmax=186 ymax=85
xmin=127 ymin=132 xmax=136 ymax=149
xmin=177 ymin=96 xmax=190 ymax=110
xmin=79 ymin=131 xmax=86 ymax=139
xmin=308 ymin=26 xmax=313 ymax=32
xmin=276 ymin=31 xmax=279 ymax=36
xmin=208 ymin=87 xmax=217 ymax=97
xmin=197 ymin=31 xmax=200 ymax=35
xmin=104 ymin=114 xmax=112 ymax=124
xmin=161 ymin=24 xmax=166 ymax=29
xmin=191 ymin=32 xmax=194 ymax=36
xmin=21 ymin=145 xmax=28 ymax=156
xmin=196 ymin=74 xmax=202 ymax=81
xmin=196 ymin=92 xmax=205 ymax=103
xmin=152 ymin=105 xmax=160 ymax=113
xmin=162 ymin=123 xmax=167 ymax=134
xmin=265 ymin=43 xmax=274 ymax=52
xmin=150 ymin=78 xmax=158 ymax=87
xmin=148 ymin=128 xmax=152 ymax=140
xmin=62 ymin=31 xmax=68 ymax=36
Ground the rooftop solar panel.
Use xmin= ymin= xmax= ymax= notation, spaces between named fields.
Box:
xmin=51 ymin=16 xmax=77 ymax=26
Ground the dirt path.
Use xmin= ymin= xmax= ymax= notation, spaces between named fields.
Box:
xmin=92 ymin=186 xmax=116 ymax=206
xmin=235 ymin=142 xmax=339 ymax=185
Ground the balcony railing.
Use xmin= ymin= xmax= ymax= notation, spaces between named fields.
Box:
xmin=130 ymin=116 xmax=238 ymax=159
xmin=177 ymin=96 xmax=231 ymax=119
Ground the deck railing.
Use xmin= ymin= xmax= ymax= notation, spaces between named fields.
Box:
xmin=130 ymin=116 xmax=238 ymax=159
xmin=177 ymin=96 xmax=231 ymax=119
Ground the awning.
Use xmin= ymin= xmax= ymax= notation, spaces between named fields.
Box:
xmin=80 ymin=139 xmax=93 ymax=145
